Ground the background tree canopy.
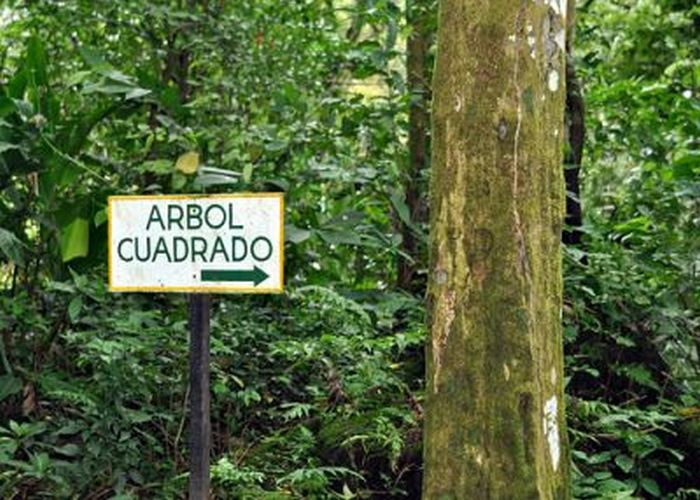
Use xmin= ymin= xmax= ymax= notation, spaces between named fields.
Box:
xmin=0 ymin=0 xmax=698 ymax=498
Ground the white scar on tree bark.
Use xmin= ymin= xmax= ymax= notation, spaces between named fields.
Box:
xmin=432 ymin=287 xmax=455 ymax=393
xmin=543 ymin=395 xmax=561 ymax=471
xmin=512 ymin=5 xmax=531 ymax=285
xmin=545 ymin=0 xmax=567 ymax=20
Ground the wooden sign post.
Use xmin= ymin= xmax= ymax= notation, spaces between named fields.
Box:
xmin=188 ymin=293 xmax=211 ymax=499
xmin=108 ymin=193 xmax=284 ymax=499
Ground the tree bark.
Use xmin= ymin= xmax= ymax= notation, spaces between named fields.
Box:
xmin=423 ymin=0 xmax=570 ymax=498
xmin=562 ymin=0 xmax=585 ymax=247
xmin=562 ymin=62 xmax=584 ymax=246
xmin=398 ymin=0 xmax=432 ymax=293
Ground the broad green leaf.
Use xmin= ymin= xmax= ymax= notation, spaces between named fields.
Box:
xmin=622 ymin=364 xmax=660 ymax=391
xmin=79 ymin=46 xmax=110 ymax=69
xmin=672 ymin=151 xmax=699 ymax=179
xmin=389 ymin=191 xmax=411 ymax=227
xmin=46 ymin=281 xmax=76 ymax=293
xmin=93 ymin=208 xmax=108 ymax=227
xmin=9 ymin=420 xmax=45 ymax=439
xmin=53 ymin=443 xmax=80 ymax=457
xmin=64 ymin=70 xmax=92 ymax=87
xmin=0 ymin=97 xmax=15 ymax=118
xmin=318 ymin=229 xmax=364 ymax=246
xmin=640 ymin=477 xmax=661 ymax=497
xmin=247 ymin=144 xmax=263 ymax=163
xmin=26 ymin=37 xmax=48 ymax=88
xmin=598 ymin=478 xmax=632 ymax=493
xmin=0 ymin=437 xmax=18 ymax=459
xmin=264 ymin=139 xmax=287 ymax=153
xmin=123 ymin=408 xmax=152 ymax=424
xmin=30 ymin=452 xmax=51 ymax=473
xmin=0 ymin=375 xmax=22 ymax=402
xmin=60 ymin=218 xmax=89 ymax=262
xmin=124 ymin=88 xmax=151 ymax=100
xmin=0 ymin=227 xmax=25 ymax=264
xmin=615 ymin=454 xmax=635 ymax=473
xmin=68 ymin=296 xmax=83 ymax=323
xmin=243 ymin=163 xmax=253 ymax=183
xmin=341 ymin=483 xmax=356 ymax=499
xmin=7 ymin=72 xmax=27 ymax=99
xmin=100 ymin=69 xmax=134 ymax=84
xmin=285 ymin=225 xmax=312 ymax=244
xmin=171 ymin=171 xmax=188 ymax=190
xmin=175 ymin=151 xmax=200 ymax=175
xmin=170 ymin=172 xmax=187 ymax=191
xmin=192 ymin=174 xmax=237 ymax=188
xmin=82 ymin=82 xmax=135 ymax=95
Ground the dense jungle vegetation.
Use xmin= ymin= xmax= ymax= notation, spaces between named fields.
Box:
xmin=0 ymin=0 xmax=698 ymax=498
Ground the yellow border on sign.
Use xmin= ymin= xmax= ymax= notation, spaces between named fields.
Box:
xmin=107 ymin=193 xmax=285 ymax=294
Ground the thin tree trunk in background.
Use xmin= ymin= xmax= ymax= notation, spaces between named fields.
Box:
xmin=563 ymin=0 xmax=585 ymax=247
xmin=398 ymin=0 xmax=431 ymax=293
xmin=423 ymin=0 xmax=570 ymax=497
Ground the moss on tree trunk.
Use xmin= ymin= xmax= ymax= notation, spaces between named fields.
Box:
xmin=423 ymin=0 xmax=570 ymax=498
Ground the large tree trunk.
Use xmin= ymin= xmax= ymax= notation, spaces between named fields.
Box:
xmin=398 ymin=0 xmax=431 ymax=293
xmin=563 ymin=0 xmax=585 ymax=247
xmin=423 ymin=0 xmax=570 ymax=498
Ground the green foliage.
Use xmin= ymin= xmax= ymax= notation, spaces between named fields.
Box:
xmin=0 ymin=272 xmax=423 ymax=497
xmin=564 ymin=0 xmax=700 ymax=497
xmin=0 ymin=0 xmax=697 ymax=497
xmin=570 ymin=400 xmax=683 ymax=498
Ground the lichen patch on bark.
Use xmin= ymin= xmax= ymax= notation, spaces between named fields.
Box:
xmin=512 ymin=3 xmax=532 ymax=284
xmin=464 ymin=444 xmax=485 ymax=467
xmin=431 ymin=288 xmax=456 ymax=393
xmin=544 ymin=5 xmax=566 ymax=94
xmin=454 ymin=93 xmax=463 ymax=112
xmin=545 ymin=0 xmax=567 ymax=19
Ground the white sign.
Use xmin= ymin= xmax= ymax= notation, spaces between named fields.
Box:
xmin=108 ymin=193 xmax=284 ymax=293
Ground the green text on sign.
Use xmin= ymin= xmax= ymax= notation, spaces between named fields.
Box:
xmin=108 ymin=193 xmax=284 ymax=293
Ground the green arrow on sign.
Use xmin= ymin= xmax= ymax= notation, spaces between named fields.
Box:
xmin=201 ymin=266 xmax=269 ymax=286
